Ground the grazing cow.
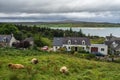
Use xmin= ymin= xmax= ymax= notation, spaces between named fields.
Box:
xmin=60 ymin=66 xmax=68 ymax=74
xmin=8 ymin=63 xmax=25 ymax=69
xmin=31 ymin=58 xmax=39 ymax=64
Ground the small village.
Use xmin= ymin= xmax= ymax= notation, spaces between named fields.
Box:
xmin=1 ymin=33 xmax=120 ymax=62
xmin=0 ymin=25 xmax=119 ymax=80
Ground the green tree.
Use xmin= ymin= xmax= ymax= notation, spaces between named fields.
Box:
xmin=0 ymin=24 xmax=19 ymax=34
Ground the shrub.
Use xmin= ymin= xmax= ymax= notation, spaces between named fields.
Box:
xmin=85 ymin=54 xmax=96 ymax=60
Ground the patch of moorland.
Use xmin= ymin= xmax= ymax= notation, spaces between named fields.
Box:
xmin=0 ymin=48 xmax=120 ymax=80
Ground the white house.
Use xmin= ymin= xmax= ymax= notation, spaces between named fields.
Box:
xmin=53 ymin=37 xmax=90 ymax=52
xmin=0 ymin=34 xmax=17 ymax=47
xmin=90 ymin=44 xmax=108 ymax=55
xmin=53 ymin=37 xmax=108 ymax=55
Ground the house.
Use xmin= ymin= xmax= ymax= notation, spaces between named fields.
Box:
xmin=105 ymin=34 xmax=120 ymax=53
xmin=53 ymin=37 xmax=90 ymax=51
xmin=0 ymin=34 xmax=17 ymax=47
xmin=12 ymin=37 xmax=34 ymax=49
xmin=90 ymin=44 xmax=108 ymax=56
xmin=53 ymin=37 xmax=108 ymax=55
xmin=23 ymin=37 xmax=34 ymax=47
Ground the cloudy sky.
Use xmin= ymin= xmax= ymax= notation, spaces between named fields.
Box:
xmin=0 ymin=0 xmax=120 ymax=22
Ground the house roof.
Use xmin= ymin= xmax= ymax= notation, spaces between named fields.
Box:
xmin=106 ymin=35 xmax=120 ymax=41
xmin=105 ymin=35 xmax=120 ymax=51
xmin=115 ymin=45 xmax=120 ymax=51
xmin=104 ymin=41 xmax=113 ymax=46
xmin=105 ymin=40 xmax=120 ymax=46
xmin=53 ymin=37 xmax=90 ymax=46
xmin=114 ymin=40 xmax=120 ymax=44
xmin=53 ymin=37 xmax=63 ymax=46
xmin=63 ymin=37 xmax=90 ymax=45
xmin=0 ymin=35 xmax=12 ymax=43
xmin=106 ymin=36 xmax=116 ymax=40
xmin=91 ymin=44 xmax=107 ymax=47
xmin=24 ymin=37 xmax=34 ymax=42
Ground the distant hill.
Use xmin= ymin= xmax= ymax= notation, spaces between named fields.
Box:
xmin=1 ymin=21 xmax=120 ymax=27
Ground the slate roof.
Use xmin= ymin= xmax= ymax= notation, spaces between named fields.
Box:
xmin=115 ymin=45 xmax=120 ymax=51
xmin=53 ymin=37 xmax=90 ymax=46
xmin=106 ymin=36 xmax=116 ymax=41
xmin=0 ymin=35 xmax=12 ymax=43
xmin=53 ymin=37 xmax=63 ymax=46
xmin=106 ymin=35 xmax=120 ymax=41
xmin=114 ymin=40 xmax=120 ymax=44
xmin=105 ymin=35 xmax=120 ymax=51
xmin=24 ymin=37 xmax=34 ymax=42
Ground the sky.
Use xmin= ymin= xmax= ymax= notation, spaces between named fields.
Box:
xmin=0 ymin=0 xmax=120 ymax=23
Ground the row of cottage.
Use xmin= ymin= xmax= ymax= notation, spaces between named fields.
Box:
xmin=0 ymin=34 xmax=34 ymax=48
xmin=0 ymin=33 xmax=120 ymax=56
xmin=53 ymin=34 xmax=120 ymax=56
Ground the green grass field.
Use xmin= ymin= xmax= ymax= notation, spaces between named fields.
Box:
xmin=90 ymin=37 xmax=105 ymax=44
xmin=0 ymin=48 xmax=120 ymax=80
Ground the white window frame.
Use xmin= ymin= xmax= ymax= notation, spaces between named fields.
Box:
xmin=68 ymin=40 xmax=71 ymax=45
xmin=82 ymin=40 xmax=85 ymax=45
xmin=101 ymin=48 xmax=105 ymax=51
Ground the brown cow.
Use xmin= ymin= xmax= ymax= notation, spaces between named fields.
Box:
xmin=8 ymin=63 xmax=25 ymax=69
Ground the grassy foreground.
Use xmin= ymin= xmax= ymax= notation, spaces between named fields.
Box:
xmin=0 ymin=48 xmax=120 ymax=80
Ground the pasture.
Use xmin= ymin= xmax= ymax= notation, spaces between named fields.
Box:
xmin=0 ymin=48 xmax=120 ymax=80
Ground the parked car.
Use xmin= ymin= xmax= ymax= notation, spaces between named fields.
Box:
xmin=41 ymin=46 xmax=48 ymax=51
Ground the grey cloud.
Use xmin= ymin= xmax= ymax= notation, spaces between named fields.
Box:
xmin=0 ymin=0 xmax=120 ymax=22
xmin=0 ymin=0 xmax=120 ymax=13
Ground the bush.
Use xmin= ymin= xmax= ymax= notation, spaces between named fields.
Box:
xmin=74 ymin=53 xmax=95 ymax=60
xmin=85 ymin=54 xmax=96 ymax=60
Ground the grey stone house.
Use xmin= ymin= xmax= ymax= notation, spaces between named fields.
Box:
xmin=105 ymin=34 xmax=120 ymax=53
xmin=23 ymin=37 xmax=34 ymax=47
xmin=0 ymin=34 xmax=17 ymax=47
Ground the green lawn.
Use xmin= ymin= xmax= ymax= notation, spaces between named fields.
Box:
xmin=0 ymin=48 xmax=120 ymax=80
xmin=90 ymin=37 xmax=105 ymax=44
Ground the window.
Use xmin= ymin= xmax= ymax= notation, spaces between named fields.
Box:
xmin=75 ymin=47 xmax=78 ymax=51
xmin=68 ymin=40 xmax=71 ymax=44
xmin=82 ymin=47 xmax=84 ymax=50
xmin=82 ymin=40 xmax=85 ymax=45
xmin=3 ymin=37 xmax=7 ymax=42
xmin=56 ymin=46 xmax=57 ymax=49
xmin=101 ymin=48 xmax=104 ymax=51
xmin=68 ymin=47 xmax=71 ymax=49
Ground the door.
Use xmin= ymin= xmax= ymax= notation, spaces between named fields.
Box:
xmin=91 ymin=47 xmax=98 ymax=53
xmin=75 ymin=47 xmax=78 ymax=51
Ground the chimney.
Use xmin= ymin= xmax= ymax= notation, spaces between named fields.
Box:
xmin=110 ymin=33 xmax=112 ymax=37
xmin=11 ymin=33 xmax=14 ymax=37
